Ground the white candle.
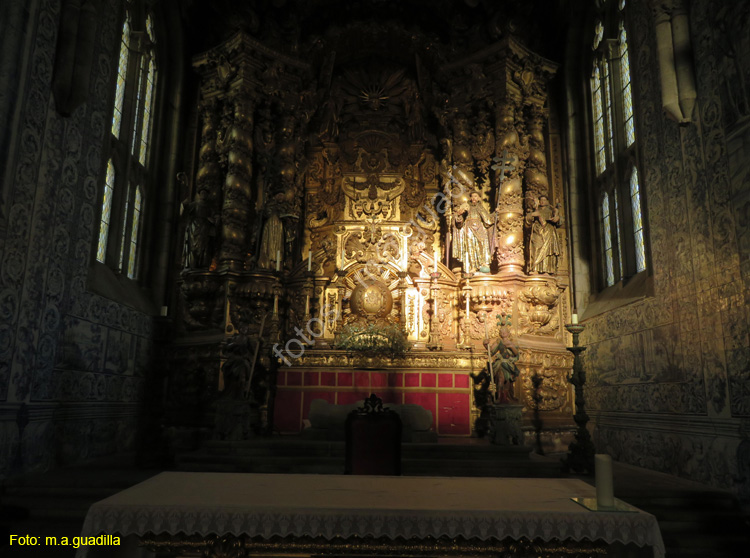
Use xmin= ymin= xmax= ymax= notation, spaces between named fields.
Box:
xmin=276 ymin=250 xmax=280 ymax=272
xmin=160 ymin=306 xmax=168 ymax=317
xmin=572 ymin=313 xmax=579 ymax=325
xmin=595 ymin=454 xmax=615 ymax=508
xmin=434 ymin=250 xmax=438 ymax=273
xmin=273 ymin=294 xmax=278 ymax=315
xmin=307 ymin=251 xmax=312 ymax=271
xmin=305 ymin=295 xmax=310 ymax=316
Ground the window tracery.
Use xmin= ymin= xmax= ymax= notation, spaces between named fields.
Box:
xmin=588 ymin=0 xmax=648 ymax=288
xmin=95 ymin=2 xmax=157 ymax=280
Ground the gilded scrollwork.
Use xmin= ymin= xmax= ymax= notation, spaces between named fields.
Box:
xmin=517 ymin=284 xmax=561 ymax=337
xmin=522 ymin=366 xmax=569 ymax=412
xmin=343 ymin=173 xmax=404 ymax=221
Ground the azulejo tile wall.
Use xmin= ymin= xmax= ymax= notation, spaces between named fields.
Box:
xmin=581 ymin=0 xmax=750 ymax=500
xmin=0 ymin=0 xmax=152 ymax=477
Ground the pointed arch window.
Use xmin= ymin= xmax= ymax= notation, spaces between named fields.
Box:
xmin=95 ymin=3 xmax=157 ymax=280
xmin=96 ymin=159 xmax=116 ymax=262
xmin=601 ymin=193 xmax=615 ymax=287
xmin=588 ymin=0 xmax=648 ymax=289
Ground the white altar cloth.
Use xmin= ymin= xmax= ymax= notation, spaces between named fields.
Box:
xmin=78 ymin=472 xmax=664 ymax=558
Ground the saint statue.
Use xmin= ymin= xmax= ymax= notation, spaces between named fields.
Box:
xmin=483 ymin=327 xmax=521 ymax=404
xmin=258 ymin=194 xmax=285 ymax=271
xmin=452 ymin=190 xmax=494 ymax=273
xmin=181 ymin=188 xmax=217 ymax=269
xmin=526 ymin=195 xmax=562 ymax=274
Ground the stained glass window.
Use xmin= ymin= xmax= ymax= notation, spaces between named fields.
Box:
xmin=127 ymin=186 xmax=142 ymax=278
xmin=630 ymin=167 xmax=646 ymax=272
xmin=620 ymin=22 xmax=635 ymax=146
xmin=97 ymin=159 xmax=115 ymax=262
xmin=590 ymin=5 xmax=648 ymax=289
xmin=603 ymin=61 xmax=615 ymax=165
xmin=111 ymin=15 xmax=130 ymax=139
xmin=98 ymin=5 xmax=157 ymax=279
xmin=119 ymin=183 xmax=131 ymax=271
xmin=592 ymin=65 xmax=606 ymax=175
xmin=146 ymin=13 xmax=154 ymax=42
xmin=139 ymin=57 xmax=156 ymax=165
xmin=602 ymin=193 xmax=615 ymax=287
xmin=131 ymin=62 xmax=143 ymax=156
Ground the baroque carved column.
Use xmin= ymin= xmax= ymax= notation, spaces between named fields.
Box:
xmin=523 ymin=104 xmax=550 ymax=208
xmin=494 ymin=99 xmax=526 ymax=273
xmin=220 ymin=96 xmax=254 ymax=271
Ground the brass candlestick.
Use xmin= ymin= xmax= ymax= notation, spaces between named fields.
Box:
xmin=334 ymin=268 xmax=347 ymax=336
xmin=427 ymin=271 xmax=443 ymax=350
xmin=303 ymin=270 xmax=314 ymax=323
xmin=458 ymin=273 xmax=473 ymax=350
xmin=562 ymin=323 xmax=595 ymax=474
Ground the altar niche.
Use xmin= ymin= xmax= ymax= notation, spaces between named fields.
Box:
xmin=170 ymin=28 xmax=576 ymax=450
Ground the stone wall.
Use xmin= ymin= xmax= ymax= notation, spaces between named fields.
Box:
xmin=0 ymin=0 xmax=153 ymax=477
xmin=579 ymin=0 xmax=750 ymax=501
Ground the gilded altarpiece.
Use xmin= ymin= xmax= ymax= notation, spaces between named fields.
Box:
xmin=170 ymin=28 xmax=577 ymax=448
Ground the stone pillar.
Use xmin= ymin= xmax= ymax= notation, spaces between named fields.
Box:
xmin=220 ymin=96 xmax=254 ymax=270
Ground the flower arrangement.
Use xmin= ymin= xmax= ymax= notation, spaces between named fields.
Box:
xmin=336 ymin=323 xmax=411 ymax=357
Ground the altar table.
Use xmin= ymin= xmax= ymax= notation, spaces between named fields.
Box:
xmin=78 ymin=472 xmax=664 ymax=558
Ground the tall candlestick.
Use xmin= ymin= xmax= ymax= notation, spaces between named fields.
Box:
xmin=572 ymin=313 xmax=579 ymax=325
xmin=433 ymin=250 xmax=438 ymax=273
xmin=273 ymin=294 xmax=278 ymax=315
xmin=595 ymin=454 xmax=614 ymax=508
xmin=465 ymin=293 xmax=470 ymax=318
xmin=307 ymin=251 xmax=312 ymax=272
xmin=276 ymin=250 xmax=280 ymax=272
xmin=305 ymin=295 xmax=310 ymax=316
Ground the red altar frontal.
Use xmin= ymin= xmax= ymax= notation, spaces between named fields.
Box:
xmin=273 ymin=352 xmax=479 ymax=436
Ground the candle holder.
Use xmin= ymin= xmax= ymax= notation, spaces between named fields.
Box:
xmin=334 ymin=268 xmax=348 ymax=336
xmin=462 ymin=273 xmax=475 ymax=349
xmin=562 ymin=323 xmax=595 ymax=474
xmin=303 ymin=271 xmax=315 ymax=323
xmin=427 ymin=271 xmax=442 ymax=350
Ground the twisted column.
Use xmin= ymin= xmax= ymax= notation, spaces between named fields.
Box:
xmin=220 ymin=96 xmax=254 ymax=270
xmin=494 ymin=100 xmax=525 ymax=273
xmin=523 ymin=104 xmax=550 ymax=206
xmin=194 ymin=103 xmax=222 ymax=267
